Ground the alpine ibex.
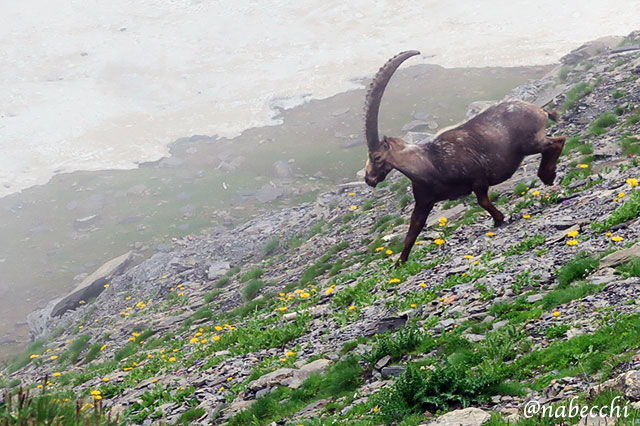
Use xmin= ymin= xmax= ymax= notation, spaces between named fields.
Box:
xmin=364 ymin=51 xmax=566 ymax=266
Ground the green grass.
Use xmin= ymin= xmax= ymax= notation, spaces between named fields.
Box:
xmin=503 ymin=235 xmax=545 ymax=257
xmin=625 ymin=114 xmax=640 ymax=126
xmin=560 ymin=82 xmax=592 ymax=113
xmin=263 ymin=237 xmax=280 ymax=256
xmin=240 ymin=268 xmax=264 ymax=283
xmin=243 ymin=279 xmax=265 ymax=301
xmin=228 ymin=357 xmax=362 ymax=425
xmin=6 ymin=339 xmax=46 ymax=373
xmin=0 ymin=388 xmax=119 ymax=425
xmin=620 ymin=134 xmax=640 ymax=156
xmin=558 ymin=66 xmax=570 ymax=82
xmin=366 ymin=326 xmax=435 ymax=365
xmin=617 ymin=258 xmax=640 ymax=277
xmin=176 ymin=407 xmax=206 ymax=424
xmin=588 ymin=113 xmax=618 ymax=136
xmin=82 ymin=343 xmax=103 ymax=365
xmin=592 ymin=190 xmax=640 ymax=231
xmin=612 ymin=89 xmax=626 ymax=99
xmin=204 ymin=289 xmax=222 ymax=303
xmin=556 ymin=252 xmax=599 ymax=288
xmin=58 ymin=335 xmax=91 ymax=365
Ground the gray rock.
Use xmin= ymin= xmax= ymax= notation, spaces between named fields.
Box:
xmin=492 ymin=320 xmax=509 ymax=331
xmin=50 ymin=251 xmax=133 ymax=317
xmin=374 ymin=355 xmax=392 ymax=370
xmin=599 ymin=242 xmax=640 ymax=269
xmin=207 ymin=261 xmax=231 ymax=280
xmin=527 ymin=294 xmax=545 ymax=303
xmin=427 ymin=407 xmax=491 ymax=426
xmin=273 ymin=161 xmax=293 ymax=178
xmin=381 ymin=366 xmax=405 ymax=378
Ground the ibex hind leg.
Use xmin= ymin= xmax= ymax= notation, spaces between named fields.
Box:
xmin=537 ymin=136 xmax=566 ymax=185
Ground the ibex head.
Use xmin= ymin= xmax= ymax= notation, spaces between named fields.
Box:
xmin=363 ymin=50 xmax=420 ymax=188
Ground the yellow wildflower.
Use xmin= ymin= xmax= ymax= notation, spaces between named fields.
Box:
xmin=189 ymin=338 xmax=199 ymax=344
xmin=169 ymin=357 xmax=176 ymax=362
xmin=532 ymin=190 xmax=540 ymax=196
xmin=578 ymin=164 xmax=589 ymax=169
xmin=612 ymin=236 xmax=624 ymax=242
xmin=201 ymin=339 xmax=208 ymax=344
xmin=350 ymin=205 xmax=358 ymax=210
xmin=213 ymin=335 xmax=221 ymax=342
xmin=566 ymin=239 xmax=579 ymax=246
xmin=30 ymin=354 xmax=39 ymax=359
xmin=325 ymin=287 xmax=335 ymax=295
xmin=626 ymin=178 xmax=638 ymax=187
xmin=552 ymin=311 xmax=560 ymax=317
xmin=618 ymin=192 xmax=626 ymax=198
xmin=348 ymin=305 xmax=356 ymax=311
xmin=300 ymin=292 xmax=310 ymax=298
xmin=486 ymin=232 xmax=495 ymax=237
xmin=286 ymin=351 xmax=296 ymax=357
xmin=102 ymin=377 xmax=109 ymax=382
xmin=103 ymin=284 xmax=110 ymax=289
xmin=385 ymin=249 xmax=393 ymax=255
xmin=375 ymin=246 xmax=384 ymax=252
xmin=419 ymin=282 xmax=427 ymax=288
xmin=523 ymin=214 xmax=531 ymax=219
xmin=172 ymin=348 xmax=179 ymax=352
xmin=50 ymin=355 xmax=58 ymax=360
xmin=348 ymin=192 xmax=356 ymax=196
xmin=606 ymin=232 xmax=612 ymax=237
xmin=410 ymin=303 xmax=417 ymax=308
xmin=389 ymin=278 xmax=401 ymax=284
xmin=434 ymin=238 xmax=445 ymax=246
xmin=215 ymin=326 xmax=223 ymax=331
xmin=178 ymin=292 xmax=184 ymax=296
xmin=52 ymin=372 xmax=61 ymax=377
xmin=280 ymin=357 xmax=288 ymax=362
xmin=567 ymin=230 xmax=579 ymax=238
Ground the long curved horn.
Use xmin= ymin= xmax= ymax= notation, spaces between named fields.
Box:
xmin=364 ymin=50 xmax=420 ymax=151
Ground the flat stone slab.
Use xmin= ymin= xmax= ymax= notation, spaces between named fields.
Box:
xmin=599 ymin=243 xmax=640 ymax=269
xmin=51 ymin=251 xmax=133 ymax=317
xmin=426 ymin=407 xmax=491 ymax=426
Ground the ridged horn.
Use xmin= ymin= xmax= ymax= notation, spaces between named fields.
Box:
xmin=364 ymin=50 xmax=420 ymax=151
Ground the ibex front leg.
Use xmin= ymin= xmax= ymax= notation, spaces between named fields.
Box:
xmin=395 ymin=198 xmax=434 ymax=267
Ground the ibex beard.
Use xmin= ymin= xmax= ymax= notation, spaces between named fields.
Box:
xmin=363 ymin=51 xmax=566 ymax=266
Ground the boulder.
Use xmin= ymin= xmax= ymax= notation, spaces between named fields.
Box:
xmin=426 ymin=407 xmax=491 ymax=426
xmin=599 ymin=243 xmax=640 ymax=269
xmin=590 ymin=370 xmax=640 ymax=401
xmin=51 ymin=251 xmax=133 ymax=317
xmin=207 ymin=261 xmax=231 ymax=280
xmin=246 ymin=359 xmax=332 ymax=392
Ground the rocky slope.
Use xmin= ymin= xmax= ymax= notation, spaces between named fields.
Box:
xmin=2 ymin=32 xmax=640 ymax=425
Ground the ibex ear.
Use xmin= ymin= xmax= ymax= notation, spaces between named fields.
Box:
xmin=381 ymin=136 xmax=390 ymax=150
